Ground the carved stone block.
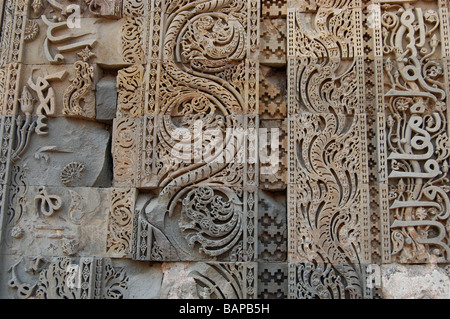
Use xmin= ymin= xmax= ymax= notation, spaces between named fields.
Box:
xmin=144 ymin=0 xmax=260 ymax=115
xmin=288 ymin=0 xmax=357 ymax=12
xmin=13 ymin=117 xmax=112 ymax=188
xmin=6 ymin=186 xmax=110 ymax=257
xmin=121 ymin=17 xmax=146 ymax=64
xmin=259 ymin=119 xmax=287 ymax=190
xmin=260 ymin=18 xmax=287 ymax=67
xmin=258 ymin=262 xmax=288 ymax=298
xmin=289 ymin=262 xmax=366 ymax=299
xmin=5 ymin=256 xmax=128 ymax=299
xmin=22 ymin=17 xmax=134 ymax=66
xmin=288 ymin=113 xmax=371 ymax=292
xmin=62 ymin=56 xmax=97 ymax=120
xmin=1 ymin=0 xmax=449 ymax=301
xmin=106 ymin=187 xmax=136 ymax=258
xmin=19 ymin=64 xmax=101 ymax=120
xmin=258 ymin=190 xmax=287 ymax=261
xmin=112 ymin=116 xmax=141 ymax=187
xmin=259 ymin=66 xmax=287 ymax=119
xmin=138 ymin=115 xmax=259 ymax=189
xmin=113 ymin=112 xmax=261 ymax=262
xmin=371 ymin=1 xmax=450 ymax=264
xmin=116 ymin=64 xmax=145 ymax=118
xmin=287 ymin=6 xmax=372 ymax=299
xmin=160 ymin=262 xmax=258 ymax=299
xmin=132 ymin=185 xmax=258 ymax=262
xmin=0 ymin=63 xmax=21 ymax=115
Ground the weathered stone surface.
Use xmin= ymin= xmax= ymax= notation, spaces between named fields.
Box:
xmin=260 ymin=18 xmax=286 ymax=67
xmin=160 ymin=262 xmax=198 ymax=299
xmin=22 ymin=18 xmax=132 ymax=66
xmin=381 ymin=263 xmax=450 ymax=299
xmin=14 ymin=117 xmax=112 ymax=187
xmin=114 ymin=260 xmax=163 ymax=299
xmin=19 ymin=64 xmax=99 ymax=119
xmin=259 ymin=120 xmax=287 ymax=190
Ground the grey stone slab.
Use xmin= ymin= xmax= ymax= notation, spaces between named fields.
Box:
xmin=96 ymin=75 xmax=117 ymax=122
xmin=14 ymin=117 xmax=112 ymax=187
xmin=381 ymin=263 xmax=450 ymax=299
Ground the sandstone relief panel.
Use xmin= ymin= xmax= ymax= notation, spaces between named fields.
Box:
xmin=287 ymin=4 xmax=371 ymax=299
xmin=0 ymin=0 xmax=449 ymax=300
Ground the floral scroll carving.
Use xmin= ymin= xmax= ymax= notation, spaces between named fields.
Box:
xmin=180 ymin=186 xmax=243 ymax=257
xmin=106 ymin=188 xmax=136 ymax=258
xmin=288 ymin=7 xmax=370 ymax=299
xmin=35 ymin=257 xmax=128 ymax=299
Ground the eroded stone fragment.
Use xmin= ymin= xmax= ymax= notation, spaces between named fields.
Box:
xmin=14 ymin=117 xmax=112 ymax=187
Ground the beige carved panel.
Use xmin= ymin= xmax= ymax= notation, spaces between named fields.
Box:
xmin=287 ymin=5 xmax=372 ymax=299
xmin=371 ymin=0 xmax=450 ymax=264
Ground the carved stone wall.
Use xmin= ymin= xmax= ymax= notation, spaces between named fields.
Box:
xmin=0 ymin=0 xmax=449 ymax=299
